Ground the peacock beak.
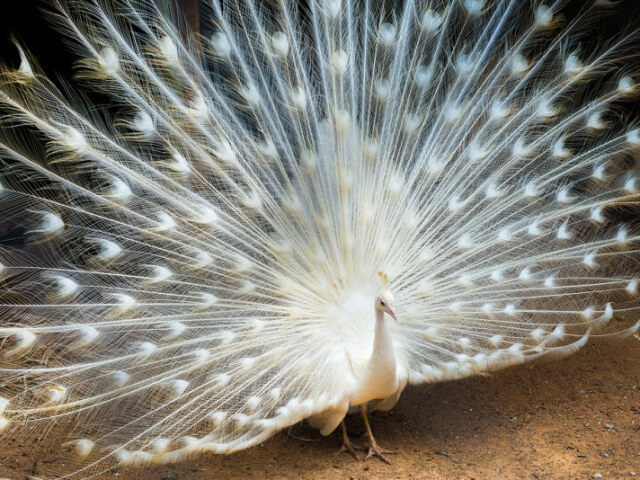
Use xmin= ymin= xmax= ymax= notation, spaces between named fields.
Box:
xmin=388 ymin=307 xmax=397 ymax=322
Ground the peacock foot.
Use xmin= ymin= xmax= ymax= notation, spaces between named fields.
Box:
xmin=336 ymin=438 xmax=365 ymax=461
xmin=335 ymin=420 xmax=364 ymax=461
xmin=359 ymin=404 xmax=395 ymax=464
xmin=365 ymin=444 xmax=395 ymax=465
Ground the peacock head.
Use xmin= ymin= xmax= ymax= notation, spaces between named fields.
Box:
xmin=375 ymin=290 xmax=397 ymax=322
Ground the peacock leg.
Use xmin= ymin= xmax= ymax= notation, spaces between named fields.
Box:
xmin=360 ymin=404 xmax=394 ymax=464
xmin=335 ymin=420 xmax=364 ymax=461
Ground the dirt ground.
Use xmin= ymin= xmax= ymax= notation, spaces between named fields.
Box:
xmin=0 ymin=337 xmax=638 ymax=480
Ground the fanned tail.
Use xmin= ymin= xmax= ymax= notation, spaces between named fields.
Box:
xmin=0 ymin=1 xmax=638 ymax=478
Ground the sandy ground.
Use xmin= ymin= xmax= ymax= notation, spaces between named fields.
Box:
xmin=0 ymin=337 xmax=638 ymax=480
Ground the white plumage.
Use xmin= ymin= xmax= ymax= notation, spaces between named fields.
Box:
xmin=0 ymin=0 xmax=639 ymax=476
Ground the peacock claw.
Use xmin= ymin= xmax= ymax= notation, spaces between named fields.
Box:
xmin=365 ymin=444 xmax=395 ymax=464
xmin=336 ymin=439 xmax=364 ymax=461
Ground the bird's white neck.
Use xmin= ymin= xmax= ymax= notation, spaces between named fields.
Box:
xmin=348 ymin=307 xmax=398 ymax=406
xmin=371 ymin=308 xmax=395 ymax=364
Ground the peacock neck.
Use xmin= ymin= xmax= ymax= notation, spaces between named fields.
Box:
xmin=348 ymin=302 xmax=399 ymax=406
xmin=371 ymin=308 xmax=396 ymax=367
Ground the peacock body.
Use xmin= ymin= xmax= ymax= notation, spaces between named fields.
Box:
xmin=0 ymin=0 xmax=639 ymax=476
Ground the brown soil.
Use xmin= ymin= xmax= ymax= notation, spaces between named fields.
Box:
xmin=1 ymin=338 xmax=638 ymax=480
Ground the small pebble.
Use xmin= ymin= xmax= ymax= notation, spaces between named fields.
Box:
xmin=605 ymin=423 xmax=614 ymax=429
xmin=593 ymin=474 xmax=602 ymax=479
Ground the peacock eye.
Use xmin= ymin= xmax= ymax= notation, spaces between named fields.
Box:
xmin=380 ymin=300 xmax=386 ymax=306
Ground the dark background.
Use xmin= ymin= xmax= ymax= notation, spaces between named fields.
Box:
xmin=1 ymin=1 xmax=75 ymax=80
